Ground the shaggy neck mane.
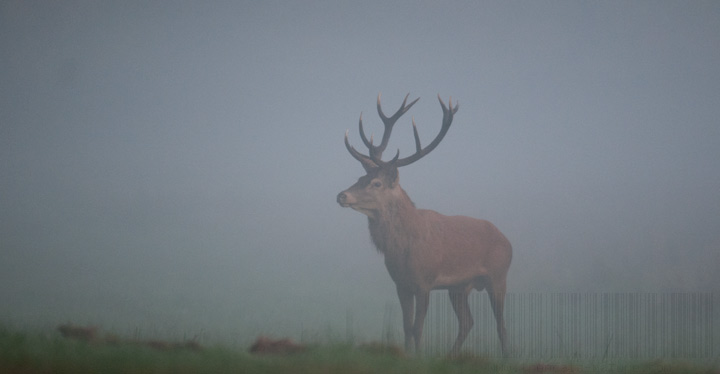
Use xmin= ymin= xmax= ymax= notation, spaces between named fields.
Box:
xmin=367 ymin=186 xmax=419 ymax=254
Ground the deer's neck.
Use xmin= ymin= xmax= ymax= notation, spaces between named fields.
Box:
xmin=367 ymin=186 xmax=421 ymax=255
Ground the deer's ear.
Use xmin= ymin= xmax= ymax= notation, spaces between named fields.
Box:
xmin=387 ymin=167 xmax=399 ymax=187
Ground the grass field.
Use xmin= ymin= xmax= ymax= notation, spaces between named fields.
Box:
xmin=1 ymin=326 xmax=717 ymax=374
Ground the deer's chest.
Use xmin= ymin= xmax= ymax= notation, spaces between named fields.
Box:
xmin=382 ymin=247 xmax=440 ymax=290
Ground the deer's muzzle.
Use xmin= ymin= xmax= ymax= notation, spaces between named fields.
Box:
xmin=337 ymin=191 xmax=353 ymax=207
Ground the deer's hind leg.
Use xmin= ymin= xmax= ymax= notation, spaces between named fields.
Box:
xmin=487 ymin=278 xmax=508 ymax=357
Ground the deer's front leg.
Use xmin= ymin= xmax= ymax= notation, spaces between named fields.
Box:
xmin=396 ymin=286 xmax=415 ymax=352
xmin=412 ymin=291 xmax=430 ymax=354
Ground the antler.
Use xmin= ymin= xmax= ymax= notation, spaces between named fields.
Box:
xmin=394 ymin=95 xmax=458 ymax=167
xmin=344 ymin=129 xmax=377 ymax=171
xmin=361 ymin=93 xmax=420 ymax=160
xmin=344 ymin=94 xmax=458 ymax=170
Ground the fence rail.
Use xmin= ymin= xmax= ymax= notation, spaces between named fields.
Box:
xmin=414 ymin=292 xmax=718 ymax=359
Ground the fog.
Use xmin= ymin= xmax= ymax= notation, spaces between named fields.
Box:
xmin=1 ymin=2 xmax=719 ymax=347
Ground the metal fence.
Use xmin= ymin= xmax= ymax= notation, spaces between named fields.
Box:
xmin=415 ymin=292 xmax=718 ymax=359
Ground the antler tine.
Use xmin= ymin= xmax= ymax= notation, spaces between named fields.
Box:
xmin=369 ymin=93 xmax=420 ymax=159
xmin=377 ymin=93 xmax=420 ymax=123
xmin=358 ymin=113 xmax=373 ymax=149
xmin=437 ymin=93 xmax=459 ymax=116
xmin=345 ymin=129 xmax=377 ymax=172
xmin=394 ymin=94 xmax=459 ymax=168
xmin=411 ymin=117 xmax=422 ymax=152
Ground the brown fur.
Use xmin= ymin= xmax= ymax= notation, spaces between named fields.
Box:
xmin=337 ymin=95 xmax=512 ymax=356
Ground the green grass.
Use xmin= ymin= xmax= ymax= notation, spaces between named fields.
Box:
xmin=0 ymin=326 xmax=717 ymax=374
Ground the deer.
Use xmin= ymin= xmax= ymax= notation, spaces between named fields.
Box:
xmin=336 ymin=94 xmax=512 ymax=357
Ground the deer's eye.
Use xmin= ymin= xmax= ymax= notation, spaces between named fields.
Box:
xmin=372 ymin=180 xmax=382 ymax=188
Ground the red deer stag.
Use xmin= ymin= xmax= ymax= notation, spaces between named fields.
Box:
xmin=336 ymin=94 xmax=512 ymax=356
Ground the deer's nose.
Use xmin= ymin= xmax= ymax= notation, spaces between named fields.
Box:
xmin=337 ymin=192 xmax=347 ymax=205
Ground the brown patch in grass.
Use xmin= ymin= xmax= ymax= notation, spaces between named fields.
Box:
xmin=57 ymin=324 xmax=99 ymax=342
xmin=249 ymin=336 xmax=306 ymax=355
xmin=56 ymin=324 xmax=202 ymax=352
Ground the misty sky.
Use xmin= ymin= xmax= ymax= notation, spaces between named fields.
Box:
xmin=1 ymin=2 xmax=719 ymax=344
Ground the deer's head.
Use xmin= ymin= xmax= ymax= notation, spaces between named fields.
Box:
xmin=337 ymin=94 xmax=458 ymax=219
